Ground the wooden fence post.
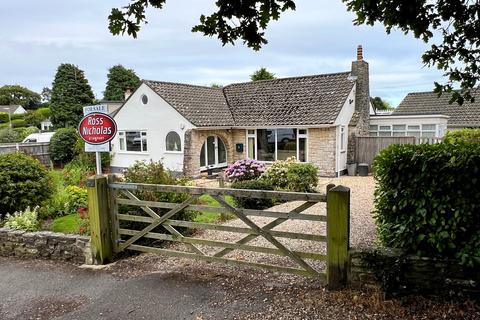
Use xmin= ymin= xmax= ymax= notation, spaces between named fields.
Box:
xmin=326 ymin=185 xmax=350 ymax=289
xmin=87 ymin=176 xmax=113 ymax=264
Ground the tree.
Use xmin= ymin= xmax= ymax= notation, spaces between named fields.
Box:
xmin=370 ymin=97 xmax=392 ymax=111
xmin=0 ymin=85 xmax=41 ymax=109
xmin=50 ymin=64 xmax=95 ymax=128
xmin=103 ymin=65 xmax=141 ymax=101
xmin=41 ymin=87 xmax=52 ymax=102
xmin=108 ymin=1 xmax=479 ymax=104
xmin=250 ymin=68 xmax=276 ymax=81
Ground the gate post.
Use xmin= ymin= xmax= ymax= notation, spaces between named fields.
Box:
xmin=326 ymin=185 xmax=350 ymax=289
xmin=87 ymin=176 xmax=113 ymax=264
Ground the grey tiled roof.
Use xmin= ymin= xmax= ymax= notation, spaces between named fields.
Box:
xmin=393 ymin=90 xmax=480 ymax=127
xmin=0 ymin=105 xmax=23 ymax=114
xmin=143 ymin=72 xmax=355 ymax=127
xmin=144 ymin=80 xmax=235 ymax=127
xmin=224 ymin=72 xmax=354 ymax=126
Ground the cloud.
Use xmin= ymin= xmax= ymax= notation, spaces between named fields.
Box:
xmin=0 ymin=0 xmax=444 ymax=105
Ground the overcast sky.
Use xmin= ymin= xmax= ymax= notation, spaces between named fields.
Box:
xmin=0 ymin=0 xmax=444 ymax=106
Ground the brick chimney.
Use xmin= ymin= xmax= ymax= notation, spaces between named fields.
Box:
xmin=351 ymin=45 xmax=370 ymax=136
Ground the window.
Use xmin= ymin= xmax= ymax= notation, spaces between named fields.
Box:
xmin=407 ymin=125 xmax=421 ymax=138
xmin=246 ymin=129 xmax=308 ymax=162
xmin=378 ymin=125 xmax=392 ymax=137
xmin=392 ymin=124 xmax=406 ymax=137
xmin=421 ymin=124 xmax=436 ymax=138
xmin=369 ymin=125 xmax=378 ymax=137
xmin=118 ymin=131 xmax=148 ymax=152
xmin=141 ymin=94 xmax=148 ymax=105
xmin=340 ymin=126 xmax=346 ymax=152
xmin=369 ymin=123 xmax=438 ymax=138
xmin=166 ymin=131 xmax=181 ymax=151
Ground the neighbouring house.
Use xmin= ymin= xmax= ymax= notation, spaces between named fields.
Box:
xmin=40 ymin=118 xmax=53 ymax=131
xmin=110 ymin=46 xmax=371 ymax=177
xmin=369 ymin=90 xmax=480 ymax=138
xmin=0 ymin=105 xmax=26 ymax=115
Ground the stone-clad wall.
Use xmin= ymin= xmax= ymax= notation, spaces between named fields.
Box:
xmin=349 ymin=248 xmax=480 ymax=295
xmin=0 ymin=228 xmax=91 ymax=264
xmin=308 ymin=128 xmax=336 ymax=177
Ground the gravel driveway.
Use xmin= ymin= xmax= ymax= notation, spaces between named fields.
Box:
xmin=172 ymin=176 xmax=377 ymax=274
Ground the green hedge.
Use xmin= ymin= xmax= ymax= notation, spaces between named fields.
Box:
xmin=444 ymin=128 xmax=480 ymax=144
xmin=0 ymin=112 xmax=9 ymax=123
xmin=11 ymin=113 xmax=25 ymax=120
xmin=231 ymin=180 xmax=275 ymax=209
xmin=50 ymin=128 xmax=79 ymax=164
xmin=11 ymin=119 xmax=27 ymax=128
xmin=373 ymin=142 xmax=480 ymax=267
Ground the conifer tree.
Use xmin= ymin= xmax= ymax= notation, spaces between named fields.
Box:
xmin=103 ymin=65 xmax=141 ymax=101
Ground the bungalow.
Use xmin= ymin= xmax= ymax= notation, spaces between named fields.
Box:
xmin=369 ymin=90 xmax=480 ymax=138
xmin=110 ymin=46 xmax=371 ymax=177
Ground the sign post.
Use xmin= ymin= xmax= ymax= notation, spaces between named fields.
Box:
xmin=78 ymin=105 xmax=117 ymax=175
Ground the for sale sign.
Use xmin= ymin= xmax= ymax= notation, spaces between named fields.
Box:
xmin=78 ymin=113 xmax=117 ymax=145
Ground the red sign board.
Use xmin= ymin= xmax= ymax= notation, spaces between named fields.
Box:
xmin=78 ymin=113 xmax=117 ymax=145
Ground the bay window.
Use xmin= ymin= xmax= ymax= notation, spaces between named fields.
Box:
xmin=246 ymin=129 xmax=308 ymax=162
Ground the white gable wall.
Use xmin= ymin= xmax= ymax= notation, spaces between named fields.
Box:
xmin=333 ymin=85 xmax=356 ymax=173
xmin=110 ymin=84 xmax=196 ymax=172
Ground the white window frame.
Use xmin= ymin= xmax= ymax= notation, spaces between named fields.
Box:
xmin=245 ymin=128 xmax=308 ymax=163
xmin=165 ymin=131 xmax=182 ymax=153
xmin=118 ymin=130 xmax=148 ymax=153
xmin=339 ymin=126 xmax=346 ymax=152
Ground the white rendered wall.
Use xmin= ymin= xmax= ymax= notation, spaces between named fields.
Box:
xmin=110 ymin=83 xmax=195 ymax=172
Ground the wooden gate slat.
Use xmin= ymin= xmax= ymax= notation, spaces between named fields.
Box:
xmin=129 ymin=244 xmax=327 ymax=279
xmin=212 ymin=196 xmax=320 ymax=276
xmin=118 ymin=195 xmax=200 ymax=252
xmin=118 ymin=228 xmax=326 ymax=260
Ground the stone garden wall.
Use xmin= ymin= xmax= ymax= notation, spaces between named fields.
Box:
xmin=349 ymin=248 xmax=480 ymax=296
xmin=0 ymin=228 xmax=91 ymax=264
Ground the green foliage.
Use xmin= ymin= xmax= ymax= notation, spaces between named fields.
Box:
xmin=231 ymin=180 xmax=275 ymax=209
xmin=24 ymin=110 xmax=47 ymax=128
xmin=51 ymin=209 xmax=89 ymax=235
xmin=371 ymin=97 xmax=392 ymax=111
xmin=0 ymin=85 xmax=41 ymax=109
xmin=11 ymin=119 xmax=27 ymax=128
xmin=103 ymin=64 xmax=141 ymax=101
xmin=0 ymin=112 xmax=9 ymax=123
xmin=250 ymin=67 xmax=276 ymax=81
xmin=0 ymin=128 xmax=20 ymax=143
xmin=50 ymin=64 xmax=94 ymax=128
xmin=62 ymin=161 xmax=94 ymax=187
xmin=4 ymin=206 xmax=40 ymax=231
xmin=122 ymin=160 xmax=197 ymax=224
xmin=50 ymin=128 xmax=80 ymax=164
xmin=15 ymin=126 xmax=40 ymax=141
xmin=39 ymin=177 xmax=88 ymax=219
xmin=259 ymin=157 xmax=318 ymax=192
xmin=372 ymin=143 xmax=480 ymax=267
xmin=11 ymin=113 xmax=24 ymax=120
xmin=285 ymin=162 xmax=318 ymax=192
xmin=444 ymin=128 xmax=480 ymax=144
xmin=0 ymin=153 xmax=53 ymax=217
xmin=73 ymin=138 xmax=111 ymax=170
xmin=37 ymin=107 xmax=51 ymax=118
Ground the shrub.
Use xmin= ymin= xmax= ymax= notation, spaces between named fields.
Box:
xmin=0 ymin=152 xmax=53 ymax=216
xmin=4 ymin=206 xmax=40 ymax=231
xmin=62 ymin=161 xmax=94 ymax=187
xmin=122 ymin=160 xmax=197 ymax=221
xmin=0 ymin=128 xmax=20 ymax=143
xmin=37 ymin=107 xmax=51 ymax=119
xmin=11 ymin=119 xmax=27 ymax=128
xmin=285 ymin=162 xmax=318 ymax=192
xmin=372 ymin=142 xmax=480 ymax=267
xmin=260 ymin=157 xmax=318 ymax=192
xmin=14 ymin=126 xmax=39 ymax=141
xmin=50 ymin=128 xmax=79 ymax=164
xmin=444 ymin=128 xmax=480 ymax=144
xmin=72 ymin=138 xmax=111 ymax=170
xmin=231 ymin=180 xmax=275 ymax=209
xmin=39 ymin=184 xmax=88 ymax=219
xmin=0 ymin=112 xmax=9 ymax=123
xmin=224 ymin=158 xmax=266 ymax=182
xmin=11 ymin=113 xmax=25 ymax=120
xmin=63 ymin=185 xmax=88 ymax=215
xmin=24 ymin=110 xmax=46 ymax=128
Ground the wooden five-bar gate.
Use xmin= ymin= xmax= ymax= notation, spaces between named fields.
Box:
xmin=87 ymin=176 xmax=350 ymax=289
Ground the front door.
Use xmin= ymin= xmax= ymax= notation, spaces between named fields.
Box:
xmin=200 ymin=135 xmax=227 ymax=171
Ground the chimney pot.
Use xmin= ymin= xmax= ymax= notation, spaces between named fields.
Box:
xmin=357 ymin=45 xmax=363 ymax=61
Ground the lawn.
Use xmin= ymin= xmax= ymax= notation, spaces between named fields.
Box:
xmin=194 ymin=194 xmax=236 ymax=223
xmin=51 ymin=213 xmax=81 ymax=234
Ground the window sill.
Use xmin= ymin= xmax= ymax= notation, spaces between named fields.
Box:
xmin=116 ymin=151 xmax=150 ymax=155
xmin=164 ymin=150 xmax=183 ymax=154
